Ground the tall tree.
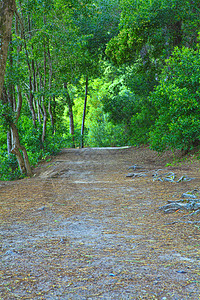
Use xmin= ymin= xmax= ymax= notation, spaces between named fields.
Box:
xmin=73 ymin=0 xmax=120 ymax=147
xmin=0 ymin=0 xmax=16 ymax=97
xmin=0 ymin=0 xmax=32 ymax=176
xmin=106 ymin=0 xmax=200 ymax=65
xmin=103 ymin=0 xmax=200 ymax=146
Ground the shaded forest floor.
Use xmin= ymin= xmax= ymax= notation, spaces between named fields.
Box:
xmin=0 ymin=146 xmax=200 ymax=299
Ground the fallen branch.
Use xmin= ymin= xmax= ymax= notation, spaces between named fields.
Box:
xmin=128 ymin=165 xmax=145 ymax=170
xmin=159 ymin=200 xmax=200 ymax=214
xmin=126 ymin=172 xmax=147 ymax=178
xmin=166 ymin=219 xmax=200 ymax=225
xmin=153 ymin=171 xmax=194 ymax=183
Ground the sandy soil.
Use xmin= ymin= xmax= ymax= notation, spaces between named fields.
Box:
xmin=0 ymin=146 xmax=200 ymax=299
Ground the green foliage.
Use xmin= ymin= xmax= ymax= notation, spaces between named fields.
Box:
xmin=0 ymin=102 xmax=14 ymax=130
xmin=130 ymin=99 xmax=157 ymax=145
xmin=0 ymin=130 xmax=72 ymax=181
xmin=149 ymin=46 xmax=200 ymax=152
xmin=0 ymin=151 xmax=23 ymax=181
xmin=18 ymin=116 xmax=71 ymax=165
xmin=18 ymin=116 xmax=43 ymax=153
xmin=0 ymin=114 xmax=72 ymax=180
xmin=106 ymin=0 xmax=200 ymax=65
xmin=105 ymin=0 xmax=200 ymax=151
xmin=86 ymin=114 xmax=130 ymax=147
xmin=2 ymin=0 xmax=200 ymax=182
xmin=102 ymin=80 xmax=136 ymax=126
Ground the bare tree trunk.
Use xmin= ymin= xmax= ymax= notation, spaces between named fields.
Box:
xmin=38 ymin=72 xmax=46 ymax=147
xmin=47 ymin=41 xmax=55 ymax=133
xmin=0 ymin=0 xmax=15 ymax=98
xmin=41 ymin=32 xmax=47 ymax=145
xmin=64 ymin=83 xmax=75 ymax=147
xmin=48 ymin=99 xmax=55 ymax=133
xmin=16 ymin=85 xmax=22 ymax=122
xmin=2 ymin=84 xmax=32 ymax=176
xmin=7 ymin=130 xmax=12 ymax=154
xmin=10 ymin=123 xmax=33 ymax=176
xmin=0 ymin=1 xmax=32 ymax=178
xmin=36 ymin=63 xmax=42 ymax=123
xmin=42 ymin=102 xmax=47 ymax=145
xmin=37 ymin=98 xmax=42 ymax=124
xmin=69 ymin=104 xmax=75 ymax=136
xmin=81 ymin=76 xmax=88 ymax=148
xmin=16 ymin=4 xmax=36 ymax=126
xmin=11 ymin=143 xmax=26 ymax=174
xmin=52 ymin=95 xmax=56 ymax=132
xmin=27 ymin=92 xmax=36 ymax=126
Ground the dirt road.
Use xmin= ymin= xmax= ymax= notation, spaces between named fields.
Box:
xmin=0 ymin=146 xmax=200 ymax=299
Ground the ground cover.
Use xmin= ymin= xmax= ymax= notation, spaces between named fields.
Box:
xmin=0 ymin=146 xmax=200 ymax=299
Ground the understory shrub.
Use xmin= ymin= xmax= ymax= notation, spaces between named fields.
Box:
xmin=0 ymin=117 xmax=72 ymax=181
xmin=149 ymin=46 xmax=200 ymax=152
xmin=85 ymin=114 xmax=131 ymax=147
xmin=0 ymin=151 xmax=22 ymax=181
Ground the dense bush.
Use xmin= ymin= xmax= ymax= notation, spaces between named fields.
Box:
xmin=0 ymin=116 xmax=73 ymax=181
xmin=0 ymin=151 xmax=22 ymax=181
xmin=149 ymin=46 xmax=200 ymax=152
xmin=85 ymin=113 xmax=130 ymax=147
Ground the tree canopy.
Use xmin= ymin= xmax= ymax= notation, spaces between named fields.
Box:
xmin=1 ymin=0 xmax=200 ymax=180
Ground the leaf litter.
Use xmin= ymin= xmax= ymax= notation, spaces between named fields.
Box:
xmin=0 ymin=146 xmax=200 ymax=299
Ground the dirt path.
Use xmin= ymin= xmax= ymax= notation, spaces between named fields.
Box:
xmin=0 ymin=146 xmax=200 ymax=299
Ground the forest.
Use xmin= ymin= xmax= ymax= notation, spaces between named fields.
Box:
xmin=1 ymin=0 xmax=200 ymax=181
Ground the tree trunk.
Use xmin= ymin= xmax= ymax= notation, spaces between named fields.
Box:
xmin=42 ymin=102 xmax=47 ymax=145
xmin=64 ymin=83 xmax=75 ymax=147
xmin=10 ymin=123 xmax=33 ymax=176
xmin=7 ymin=130 xmax=12 ymax=154
xmin=81 ymin=76 xmax=88 ymax=148
xmin=69 ymin=104 xmax=75 ymax=136
xmin=11 ymin=142 xmax=26 ymax=174
xmin=47 ymin=41 xmax=55 ymax=133
xmin=171 ymin=20 xmax=182 ymax=47
xmin=1 ymin=86 xmax=32 ymax=176
xmin=25 ymin=91 xmax=36 ymax=126
xmin=37 ymin=98 xmax=42 ymax=124
xmin=0 ymin=2 xmax=33 ymax=177
xmin=0 ymin=0 xmax=15 ymax=98
xmin=36 ymin=63 xmax=42 ymax=123
xmin=16 ymin=85 xmax=22 ymax=122
xmin=52 ymin=95 xmax=56 ymax=132
xmin=18 ymin=8 xmax=36 ymax=127
xmin=41 ymin=34 xmax=47 ymax=145
xmin=48 ymin=99 xmax=55 ymax=133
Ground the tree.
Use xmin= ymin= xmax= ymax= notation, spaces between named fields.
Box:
xmin=149 ymin=45 xmax=200 ymax=152
xmin=0 ymin=0 xmax=33 ymax=177
xmin=104 ymin=0 xmax=200 ymax=147
xmin=74 ymin=0 xmax=120 ymax=147
xmin=0 ymin=0 xmax=16 ymax=97
xmin=106 ymin=0 xmax=200 ymax=65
